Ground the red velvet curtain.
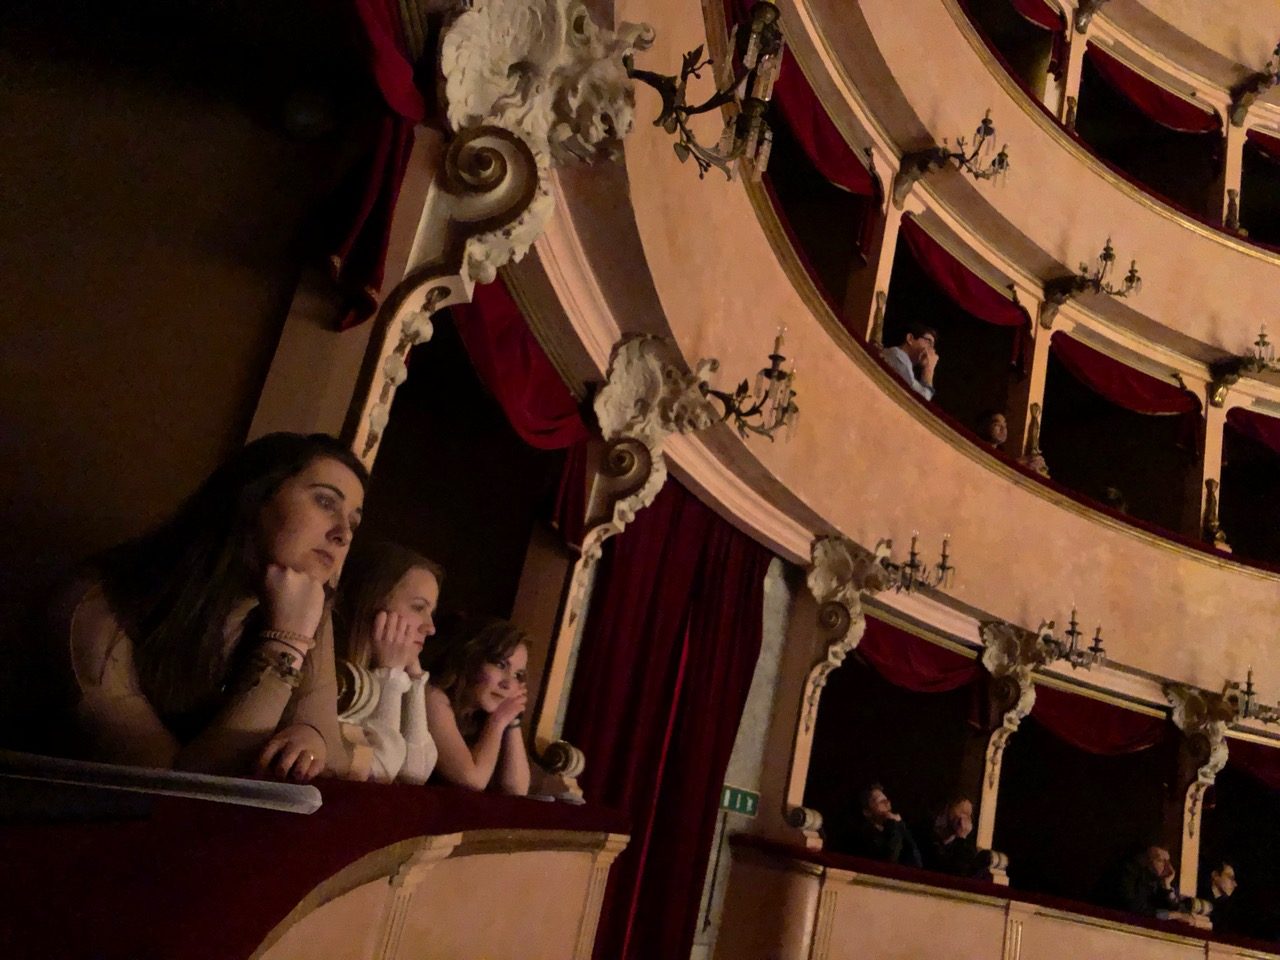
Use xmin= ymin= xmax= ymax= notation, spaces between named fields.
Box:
xmin=1227 ymin=407 xmax=1280 ymax=458
xmin=1226 ymin=736 xmax=1280 ymax=794
xmin=451 ymin=279 xmax=591 ymax=450
xmin=1085 ymin=45 xmax=1222 ymax=135
xmin=1050 ymin=333 xmax=1201 ymax=416
xmin=562 ymin=481 xmax=773 ymax=960
xmin=858 ymin=615 xmax=980 ymax=693
xmin=900 ymin=216 xmax=1033 ymax=371
xmin=1247 ymin=128 xmax=1280 ymax=165
xmin=1031 ymin=684 xmax=1169 ymax=754
xmin=329 ymin=0 xmax=430 ymax=329
xmin=1008 ymin=0 xmax=1067 ymax=77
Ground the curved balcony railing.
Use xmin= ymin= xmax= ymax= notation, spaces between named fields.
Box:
xmin=716 ymin=835 xmax=1280 ymax=960
xmin=0 ymin=769 xmax=626 ymax=960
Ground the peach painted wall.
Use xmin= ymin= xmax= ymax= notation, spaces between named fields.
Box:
xmin=614 ymin=0 xmax=1280 ymax=695
xmin=1124 ymin=0 xmax=1280 ymax=70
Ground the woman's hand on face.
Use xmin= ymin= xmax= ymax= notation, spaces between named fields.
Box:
xmin=370 ymin=610 xmax=424 ymax=677
xmin=257 ymin=723 xmax=326 ymax=782
xmin=489 ymin=686 xmax=528 ymax=730
xmin=262 ymin=564 xmax=326 ymax=639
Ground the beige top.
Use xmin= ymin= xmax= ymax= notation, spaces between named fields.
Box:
xmin=52 ymin=580 xmax=347 ymax=776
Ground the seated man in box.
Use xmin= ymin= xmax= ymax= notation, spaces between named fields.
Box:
xmin=882 ymin=324 xmax=939 ymax=401
xmin=828 ymin=783 xmax=922 ymax=868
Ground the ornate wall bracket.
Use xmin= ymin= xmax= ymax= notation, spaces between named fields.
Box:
xmin=1165 ymin=684 xmax=1234 ymax=833
xmin=891 ymin=150 xmax=949 ymax=210
xmin=781 ymin=536 xmax=891 ymax=845
xmin=347 ymin=0 xmax=657 ymax=466
xmin=979 ymin=620 xmax=1045 ymax=787
xmin=1207 ymin=356 xmax=1247 ymax=409
xmin=1073 ymin=0 xmax=1110 ymax=33
xmin=1166 ymin=683 xmax=1235 ymax=897
xmin=346 ymin=126 xmax=543 ymax=466
xmin=1229 ymin=46 xmax=1280 ymax=127
xmin=441 ymin=0 xmax=654 ymax=283
xmin=974 ymin=620 xmax=1047 ymax=852
xmin=530 ymin=335 xmax=722 ymax=788
xmin=1039 ymin=276 xmax=1079 ymax=329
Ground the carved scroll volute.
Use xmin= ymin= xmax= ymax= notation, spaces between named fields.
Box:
xmin=441 ymin=0 xmax=654 ymax=284
xmin=580 ymin=335 xmax=719 ymax=561
xmin=974 ymin=620 xmax=1046 ymax=854
xmin=347 ymin=127 xmax=544 ymax=468
xmin=1165 ymin=684 xmax=1235 ymax=898
xmin=783 ymin=536 xmax=890 ymax=846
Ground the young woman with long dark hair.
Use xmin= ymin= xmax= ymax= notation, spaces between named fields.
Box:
xmin=44 ymin=432 xmax=368 ymax=780
xmin=424 ymin=617 xmax=531 ymax=795
xmin=333 ymin=540 xmax=443 ymax=784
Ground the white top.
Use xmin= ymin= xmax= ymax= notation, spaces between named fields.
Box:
xmin=339 ymin=665 xmax=437 ymax=785
xmin=883 ymin=346 xmax=935 ymax=400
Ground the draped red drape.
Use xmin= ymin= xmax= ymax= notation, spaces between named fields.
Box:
xmin=329 ymin=0 xmax=429 ymax=329
xmin=1008 ymin=0 xmax=1067 ymax=77
xmin=451 ymin=279 xmax=591 ymax=450
xmin=858 ymin=615 xmax=980 ymax=693
xmin=1085 ymin=45 xmax=1222 ymax=135
xmin=1247 ymin=128 xmax=1280 ymax=165
xmin=1050 ymin=332 xmax=1202 ymax=416
xmin=1226 ymin=736 xmax=1280 ymax=794
xmin=1031 ymin=684 xmax=1169 ymax=755
xmin=900 ymin=216 xmax=1033 ymax=372
xmin=1226 ymin=406 xmax=1280 ymax=459
xmin=727 ymin=0 xmax=880 ymax=198
xmin=562 ymin=481 xmax=773 ymax=960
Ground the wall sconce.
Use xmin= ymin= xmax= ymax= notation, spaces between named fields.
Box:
xmin=1040 ymin=238 xmax=1142 ymax=327
xmin=1230 ymin=40 xmax=1280 ymax=126
xmin=626 ymin=0 xmax=783 ymax=180
xmin=1207 ymin=325 xmax=1280 ymax=407
xmin=701 ymin=329 xmax=798 ymax=440
xmin=1036 ymin=607 xmax=1106 ymax=670
xmin=1245 ymin=325 xmax=1279 ymax=373
xmin=892 ymin=110 xmax=1010 ymax=208
xmin=1225 ymin=668 xmax=1280 ymax=723
xmin=877 ymin=532 xmax=954 ymax=593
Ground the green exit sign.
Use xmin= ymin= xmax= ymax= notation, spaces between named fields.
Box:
xmin=721 ymin=784 xmax=759 ymax=817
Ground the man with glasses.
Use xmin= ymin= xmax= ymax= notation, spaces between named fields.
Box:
xmin=883 ymin=323 xmax=939 ymax=401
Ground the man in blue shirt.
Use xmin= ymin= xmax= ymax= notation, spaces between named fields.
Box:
xmin=882 ymin=323 xmax=939 ymax=400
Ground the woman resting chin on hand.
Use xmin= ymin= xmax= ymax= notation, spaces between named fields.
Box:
xmin=423 ymin=618 xmax=531 ymax=795
xmin=41 ymin=432 xmax=368 ymax=781
xmin=333 ymin=541 xmax=443 ymax=785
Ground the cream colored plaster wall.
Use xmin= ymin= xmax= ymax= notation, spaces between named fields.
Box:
xmin=792 ymin=0 xmax=1278 ymax=354
xmin=824 ymin=880 xmax=1008 ymax=960
xmin=615 ymin=0 xmax=1280 ymax=696
xmin=1122 ymin=0 xmax=1280 ymax=72
xmin=714 ymin=853 xmax=1248 ymax=960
